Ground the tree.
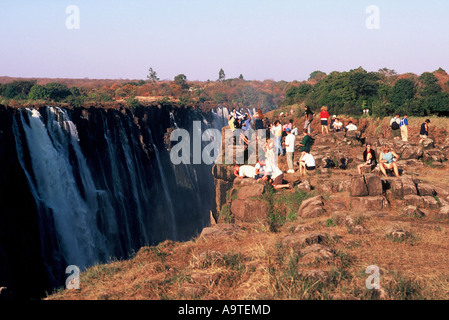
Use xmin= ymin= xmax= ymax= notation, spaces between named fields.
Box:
xmin=418 ymin=72 xmax=441 ymax=97
xmin=1 ymin=80 xmax=36 ymax=99
xmin=147 ymin=67 xmax=159 ymax=83
xmin=238 ymin=74 xmax=244 ymax=80
xmin=308 ymin=71 xmax=326 ymax=82
xmin=44 ymin=82 xmax=71 ymax=101
xmin=28 ymin=84 xmax=48 ymax=100
xmin=174 ymin=74 xmax=188 ymax=90
xmin=390 ymin=78 xmax=415 ymax=107
xmin=218 ymin=68 xmax=226 ymax=82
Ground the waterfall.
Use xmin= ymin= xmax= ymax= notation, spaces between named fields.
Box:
xmin=0 ymin=104 xmax=231 ymax=298
xmin=148 ymin=128 xmax=177 ymax=240
xmin=18 ymin=108 xmax=108 ymax=268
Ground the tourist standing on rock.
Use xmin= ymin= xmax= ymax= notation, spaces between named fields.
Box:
xmin=419 ymin=119 xmax=430 ymax=143
xmin=319 ymin=106 xmax=330 ymax=134
xmin=390 ymin=114 xmax=401 ymax=140
xmin=254 ymin=108 xmax=264 ymax=130
xmin=304 ymin=105 xmax=314 ymax=134
xmin=379 ymin=145 xmax=400 ymax=177
xmin=400 ymin=114 xmax=409 ymax=142
xmin=263 ymin=136 xmax=275 ymax=165
xmin=273 ymin=120 xmax=284 ymax=156
xmin=357 ymin=143 xmax=377 ymax=174
xmin=284 ymin=128 xmax=296 ymax=173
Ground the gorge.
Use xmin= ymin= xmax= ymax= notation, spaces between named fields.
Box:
xmin=0 ymin=103 xmax=231 ymax=299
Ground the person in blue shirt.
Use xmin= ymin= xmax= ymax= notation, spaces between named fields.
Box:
xmin=379 ymin=145 xmax=400 ymax=177
xmin=400 ymin=114 xmax=409 ymax=142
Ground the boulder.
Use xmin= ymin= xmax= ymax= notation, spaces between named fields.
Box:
xmin=438 ymin=205 xmax=449 ymax=218
xmin=200 ymin=223 xmax=242 ymax=239
xmin=237 ymin=184 xmax=265 ymax=200
xmin=389 ymin=177 xmax=418 ymax=199
xmin=402 ymin=205 xmax=425 ymax=218
xmin=425 ymin=149 xmax=447 ymax=162
xmin=422 ymin=196 xmax=440 ymax=209
xmin=297 ymin=180 xmax=312 ymax=192
xmin=231 ymin=198 xmax=270 ymax=222
xmin=281 ymin=232 xmax=329 ymax=249
xmin=389 ymin=179 xmax=404 ymax=198
xmin=212 ymin=164 xmax=236 ymax=182
xmin=297 ymin=196 xmax=326 ymax=219
xmin=401 ymin=176 xmax=418 ymax=196
xmin=350 ymin=176 xmax=369 ymax=197
xmin=403 ymin=194 xmax=424 ymax=207
xmin=400 ymin=145 xmax=423 ymax=160
xmin=421 ymin=138 xmax=435 ymax=149
xmin=385 ymin=226 xmax=411 ymax=241
xmin=364 ymin=174 xmax=383 ymax=196
xmin=417 ymin=183 xmax=435 ymax=197
xmin=350 ymin=196 xmax=389 ymax=212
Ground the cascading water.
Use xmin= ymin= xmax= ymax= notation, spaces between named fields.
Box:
xmin=18 ymin=108 xmax=108 ymax=268
xmin=0 ymin=104 xmax=230 ymax=299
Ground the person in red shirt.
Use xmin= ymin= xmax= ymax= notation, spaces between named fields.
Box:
xmin=319 ymin=106 xmax=330 ymax=134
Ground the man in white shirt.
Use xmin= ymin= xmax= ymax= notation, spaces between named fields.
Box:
xmin=234 ymin=165 xmax=256 ymax=179
xmin=299 ymin=152 xmax=316 ymax=176
xmin=284 ymin=128 xmax=296 ymax=173
xmin=345 ymin=121 xmax=358 ymax=132
xmin=259 ymin=158 xmax=292 ymax=190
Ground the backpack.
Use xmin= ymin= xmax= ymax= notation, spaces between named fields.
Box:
xmin=391 ymin=120 xmax=399 ymax=130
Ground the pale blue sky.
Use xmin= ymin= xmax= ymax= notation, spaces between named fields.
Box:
xmin=1 ymin=0 xmax=448 ymax=81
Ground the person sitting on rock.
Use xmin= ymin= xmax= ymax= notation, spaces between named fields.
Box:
xmin=357 ymin=143 xmax=377 ymax=174
xmin=333 ymin=118 xmax=343 ymax=132
xmin=234 ymin=164 xmax=256 ymax=179
xmin=345 ymin=120 xmax=357 ymax=132
xmin=379 ymin=145 xmax=400 ymax=177
xmin=298 ymin=129 xmax=313 ymax=157
xmin=298 ymin=152 xmax=316 ymax=176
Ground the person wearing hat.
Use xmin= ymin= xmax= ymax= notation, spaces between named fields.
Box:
xmin=284 ymin=128 xmax=296 ymax=173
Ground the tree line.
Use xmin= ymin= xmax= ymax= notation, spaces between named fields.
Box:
xmin=283 ymin=67 xmax=449 ymax=117
xmin=2 ymin=67 xmax=449 ymax=116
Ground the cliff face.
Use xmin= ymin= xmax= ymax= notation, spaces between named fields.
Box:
xmin=0 ymin=104 xmax=223 ymax=299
